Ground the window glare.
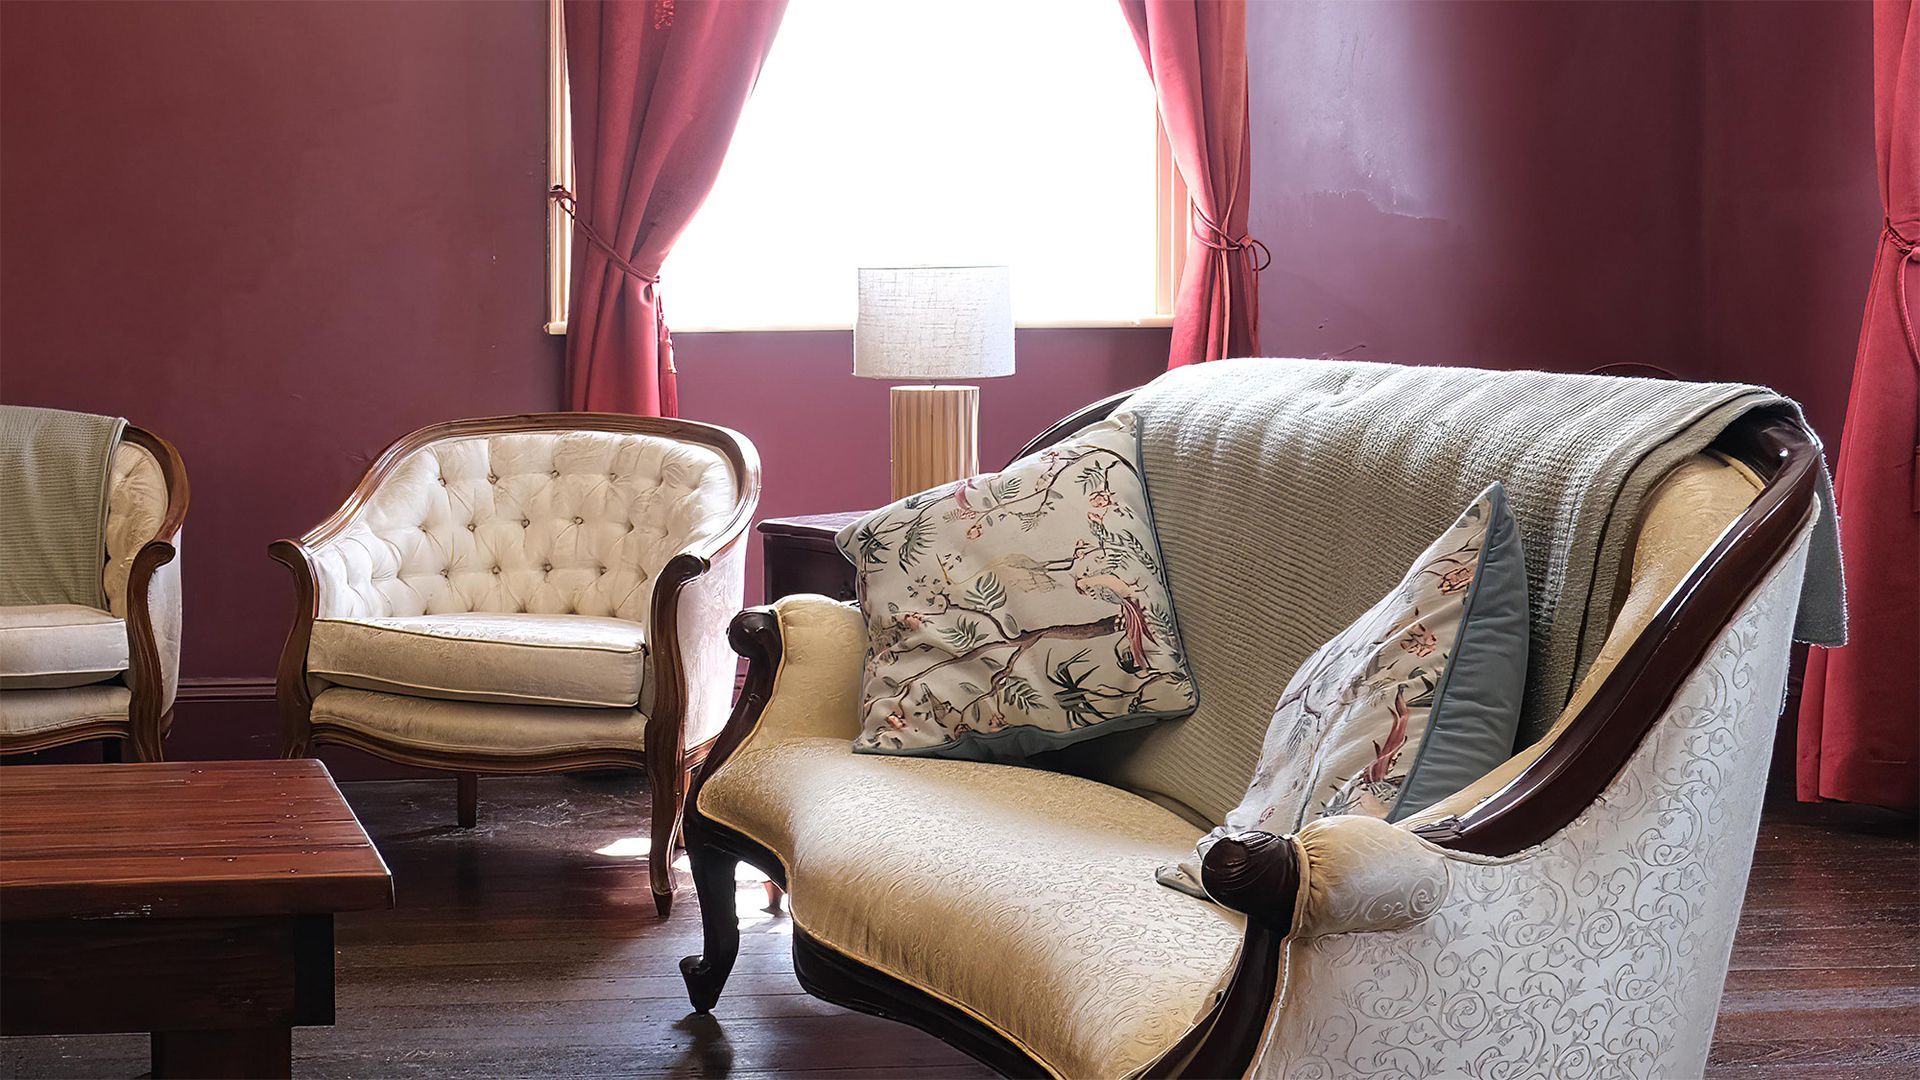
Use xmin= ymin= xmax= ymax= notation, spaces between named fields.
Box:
xmin=661 ymin=0 xmax=1157 ymax=330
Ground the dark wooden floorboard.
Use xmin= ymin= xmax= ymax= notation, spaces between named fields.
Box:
xmin=4 ymin=774 xmax=1912 ymax=1078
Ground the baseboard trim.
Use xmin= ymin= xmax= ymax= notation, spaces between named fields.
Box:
xmin=178 ymin=676 xmax=277 ymax=703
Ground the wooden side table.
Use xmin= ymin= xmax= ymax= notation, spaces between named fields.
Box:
xmin=0 ymin=759 xmax=392 ymax=1078
xmin=759 ymin=511 xmax=864 ymax=604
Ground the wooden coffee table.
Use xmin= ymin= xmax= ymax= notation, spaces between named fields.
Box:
xmin=0 ymin=759 xmax=392 ymax=1078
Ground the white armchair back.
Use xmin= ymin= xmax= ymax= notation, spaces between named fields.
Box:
xmin=307 ymin=430 xmax=738 ymax=624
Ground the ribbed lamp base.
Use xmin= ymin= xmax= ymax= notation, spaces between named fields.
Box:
xmin=889 ymin=385 xmax=980 ymax=501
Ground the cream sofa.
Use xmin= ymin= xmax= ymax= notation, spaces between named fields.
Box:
xmin=272 ymin=414 xmax=758 ymax=916
xmin=678 ymin=390 xmax=1826 ymax=1077
xmin=0 ymin=426 xmax=187 ymax=761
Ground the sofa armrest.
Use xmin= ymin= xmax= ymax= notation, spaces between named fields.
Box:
xmin=689 ymin=595 xmax=866 ymax=808
xmin=1202 ymin=816 xmax=1449 ymax=938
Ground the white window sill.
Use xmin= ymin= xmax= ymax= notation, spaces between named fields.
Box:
xmin=543 ymin=315 xmax=1172 ymax=336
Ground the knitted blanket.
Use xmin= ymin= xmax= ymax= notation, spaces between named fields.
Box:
xmin=1077 ymin=358 xmax=1844 ymax=825
xmin=0 ymin=405 xmax=126 ymax=609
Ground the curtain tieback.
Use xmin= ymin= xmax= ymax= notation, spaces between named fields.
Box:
xmin=551 ymin=186 xmax=675 ymax=375
xmin=550 ymin=186 xmax=661 ymax=287
xmin=1190 ymin=204 xmax=1272 ymax=271
xmin=1886 ymin=219 xmax=1920 ymax=510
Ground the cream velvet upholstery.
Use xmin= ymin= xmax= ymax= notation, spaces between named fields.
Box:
xmin=0 ymin=441 xmax=179 ymax=742
xmin=309 ymin=613 xmax=647 ymax=709
xmin=1251 ymin=535 xmax=1811 ymax=1078
xmin=305 ymin=431 xmax=735 ymax=623
xmin=697 ymin=596 xmax=1246 ymax=1080
xmin=0 ymin=605 xmax=128 ymax=689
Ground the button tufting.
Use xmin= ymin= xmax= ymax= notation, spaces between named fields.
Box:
xmin=466 ymin=523 xmax=476 ymax=532
xmin=488 ymin=473 xmax=498 ymax=483
xmin=572 ymin=516 xmax=584 ymax=525
xmin=542 ymin=562 xmax=552 ymax=572
xmin=437 ymin=477 xmax=447 ymax=486
xmin=520 ymin=519 xmax=530 ymax=528
xmin=491 ymin=566 xmax=501 ymax=575
xmin=440 ymin=569 xmax=450 ymax=578
xmin=550 ymin=469 xmax=560 ymax=478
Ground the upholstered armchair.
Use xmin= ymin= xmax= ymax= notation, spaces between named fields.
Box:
xmin=0 ymin=426 xmax=188 ymax=762
xmin=271 ymin=414 xmax=759 ymax=915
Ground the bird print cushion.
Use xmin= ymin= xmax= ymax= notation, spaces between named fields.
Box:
xmin=836 ymin=410 xmax=1196 ymax=761
xmin=1159 ymin=483 xmax=1529 ymax=898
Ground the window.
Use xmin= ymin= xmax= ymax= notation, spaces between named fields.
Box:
xmin=547 ymin=0 xmax=1182 ymax=334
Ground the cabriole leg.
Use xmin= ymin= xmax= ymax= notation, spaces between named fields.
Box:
xmin=679 ymin=834 xmax=741 ymax=1013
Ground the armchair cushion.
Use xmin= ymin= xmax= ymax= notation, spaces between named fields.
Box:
xmin=308 ymin=613 xmax=647 ymax=708
xmin=310 ymin=687 xmax=645 ymax=757
xmin=0 ymin=604 xmax=128 ymax=689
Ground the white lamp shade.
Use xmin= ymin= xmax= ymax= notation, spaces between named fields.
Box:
xmin=854 ymin=265 xmax=1015 ymax=380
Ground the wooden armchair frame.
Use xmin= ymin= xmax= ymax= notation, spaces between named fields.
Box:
xmin=677 ymin=395 xmax=1821 ymax=1076
xmin=0 ymin=424 xmax=190 ymax=763
xmin=270 ymin=413 xmax=760 ymax=916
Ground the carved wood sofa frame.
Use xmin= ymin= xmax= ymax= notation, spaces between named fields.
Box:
xmin=271 ymin=413 xmax=760 ymax=916
xmin=0 ymin=424 xmax=190 ymax=763
xmin=676 ymin=392 xmax=1821 ymax=1076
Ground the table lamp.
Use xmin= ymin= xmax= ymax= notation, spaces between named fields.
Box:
xmin=855 ymin=265 xmax=1015 ymax=500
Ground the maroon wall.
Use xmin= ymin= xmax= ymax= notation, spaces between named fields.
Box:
xmin=0 ymin=1 xmax=1167 ymax=770
xmin=1699 ymin=0 xmax=1880 ymax=444
xmin=1245 ymin=0 xmax=1878 ymax=434
xmin=1248 ymin=0 xmax=1707 ymax=373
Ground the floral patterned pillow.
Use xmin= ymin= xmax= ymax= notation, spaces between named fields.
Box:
xmin=836 ymin=411 xmax=1196 ymax=760
xmin=1159 ymin=483 xmax=1529 ymax=898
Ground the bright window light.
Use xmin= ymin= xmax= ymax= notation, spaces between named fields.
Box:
xmin=659 ymin=0 xmax=1158 ymax=331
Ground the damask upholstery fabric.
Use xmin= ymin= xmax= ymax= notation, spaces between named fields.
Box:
xmin=836 ymin=412 xmax=1194 ymax=761
xmin=1252 ymin=533 xmax=1811 ymax=1079
xmin=697 ymin=595 xmax=1243 ymax=1080
xmin=309 ymin=613 xmax=647 ymax=708
xmin=0 ymin=683 xmax=130 ymax=736
xmin=1159 ymin=484 xmax=1528 ymax=896
xmin=304 ymin=431 xmax=736 ymax=624
xmin=0 ymin=605 xmax=128 ymax=689
xmin=310 ymin=687 xmax=646 ymax=757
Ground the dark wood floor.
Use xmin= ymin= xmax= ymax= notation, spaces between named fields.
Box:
xmin=4 ymin=773 xmax=1914 ymax=1078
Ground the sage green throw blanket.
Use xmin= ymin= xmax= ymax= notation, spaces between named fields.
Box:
xmin=0 ymin=405 xmax=126 ymax=609
xmin=1076 ymin=358 xmax=1844 ymax=825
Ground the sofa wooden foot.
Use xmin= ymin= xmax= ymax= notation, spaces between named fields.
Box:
xmin=456 ymin=773 xmax=477 ymax=828
xmin=681 ymin=839 xmax=741 ymax=1013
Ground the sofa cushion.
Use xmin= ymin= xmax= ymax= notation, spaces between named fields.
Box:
xmin=699 ymin=733 xmax=1244 ymax=1079
xmin=0 ymin=604 xmax=128 ymax=689
xmin=1160 ymin=484 xmax=1529 ymax=895
xmin=308 ymin=613 xmax=646 ymax=708
xmin=836 ymin=410 xmax=1195 ymax=761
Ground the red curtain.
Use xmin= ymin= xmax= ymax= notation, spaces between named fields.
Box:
xmin=1121 ymin=0 xmax=1264 ymax=366
xmin=1797 ymin=0 xmax=1919 ymax=812
xmin=560 ymin=0 xmax=786 ymax=415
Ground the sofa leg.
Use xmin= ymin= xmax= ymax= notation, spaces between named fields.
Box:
xmin=680 ymin=837 xmax=741 ymax=1013
xmin=129 ymin=711 xmax=166 ymax=763
xmin=648 ymin=765 xmax=688 ymax=918
xmin=456 ymin=773 xmax=478 ymax=828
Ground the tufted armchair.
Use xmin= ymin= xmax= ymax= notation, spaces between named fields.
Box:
xmin=0 ymin=426 xmax=189 ymax=762
xmin=271 ymin=414 xmax=759 ymax=915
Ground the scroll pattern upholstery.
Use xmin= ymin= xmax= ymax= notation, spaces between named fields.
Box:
xmin=307 ymin=431 xmax=736 ymax=622
xmin=697 ymin=597 xmax=1246 ymax=1080
xmin=1251 ymin=534 xmax=1809 ymax=1080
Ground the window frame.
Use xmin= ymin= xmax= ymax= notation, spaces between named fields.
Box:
xmin=544 ymin=0 xmax=1182 ymax=336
